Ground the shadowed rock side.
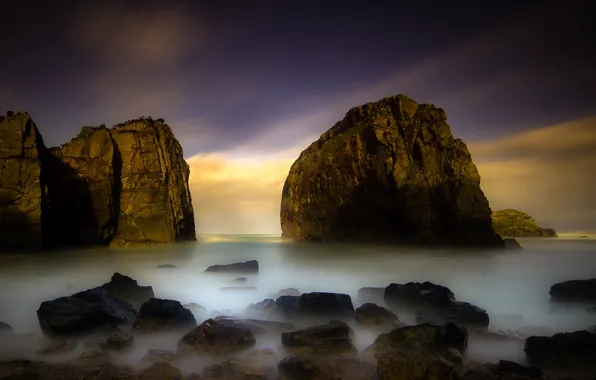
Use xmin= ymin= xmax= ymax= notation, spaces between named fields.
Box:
xmin=280 ymin=94 xmax=504 ymax=247
xmin=0 ymin=112 xmax=196 ymax=250
xmin=492 ymin=209 xmax=557 ymax=238
xmin=0 ymin=112 xmax=44 ymax=251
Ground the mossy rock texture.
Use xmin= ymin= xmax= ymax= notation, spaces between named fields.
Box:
xmin=280 ymin=94 xmax=503 ymax=246
xmin=491 ymin=209 xmax=557 ymax=238
xmin=0 ymin=112 xmax=196 ymax=251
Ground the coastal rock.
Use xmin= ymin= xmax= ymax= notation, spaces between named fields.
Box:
xmin=354 ymin=303 xmax=399 ymax=325
xmin=0 ymin=113 xmax=196 ymax=250
xmin=137 ymin=362 xmax=183 ymax=380
xmin=277 ymin=356 xmax=375 ymax=380
xmin=133 ymin=298 xmax=196 ymax=333
xmin=141 ymin=349 xmax=178 ymax=364
xmin=183 ymin=302 xmax=209 ymax=321
xmin=375 ymin=348 xmax=457 ymax=380
xmin=384 ymin=281 xmax=455 ymax=312
xmin=205 ymin=260 xmax=259 ymax=273
xmin=105 ymin=331 xmax=133 ymax=350
xmin=0 ymin=112 xmax=45 ymax=251
xmin=213 ymin=316 xmax=294 ymax=335
xmin=457 ymin=361 xmax=546 ymax=380
xmin=281 ymin=320 xmax=357 ymax=356
xmin=280 ymin=94 xmax=503 ymax=246
xmin=37 ymin=287 xmax=137 ymax=337
xmin=276 ymin=292 xmax=355 ymax=321
xmin=550 ymin=278 xmax=596 ymax=304
xmin=101 ymin=272 xmax=154 ymax=311
xmin=524 ymin=330 xmax=596 ymax=370
xmin=416 ymin=301 xmax=490 ymax=329
xmin=203 ymin=359 xmax=275 ymax=380
xmin=492 ymin=209 xmax=557 ymax=237
xmin=177 ymin=318 xmax=256 ymax=356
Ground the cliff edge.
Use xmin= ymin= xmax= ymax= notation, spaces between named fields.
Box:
xmin=0 ymin=112 xmax=196 ymax=251
xmin=280 ymin=94 xmax=503 ymax=247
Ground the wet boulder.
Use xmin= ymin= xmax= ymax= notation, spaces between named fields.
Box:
xmin=375 ymin=348 xmax=457 ymax=380
xmin=141 ymin=349 xmax=178 ymax=364
xmin=137 ymin=362 xmax=183 ymax=380
xmin=214 ymin=316 xmax=294 ymax=335
xmin=549 ymin=278 xmax=596 ymax=304
xmin=524 ymin=330 xmax=596 ymax=370
xmin=203 ymin=359 xmax=275 ymax=380
xmin=276 ymin=292 xmax=355 ymax=321
xmin=178 ymin=318 xmax=256 ymax=356
xmin=277 ymin=356 xmax=375 ymax=380
xmin=246 ymin=298 xmax=278 ymax=318
xmin=355 ymin=303 xmax=399 ymax=326
xmin=281 ymin=320 xmax=357 ymax=356
xmin=384 ymin=281 xmax=455 ymax=312
xmin=271 ymin=287 xmax=301 ymax=298
xmin=105 ymin=331 xmax=133 ymax=350
xmin=100 ymin=272 xmax=154 ymax=311
xmin=495 ymin=360 xmax=545 ymax=379
xmin=205 ymin=260 xmax=259 ymax=273
xmin=37 ymin=287 xmax=136 ymax=337
xmin=133 ymin=298 xmax=196 ymax=333
xmin=416 ymin=301 xmax=490 ymax=329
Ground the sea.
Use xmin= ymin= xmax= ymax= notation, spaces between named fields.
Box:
xmin=0 ymin=234 xmax=595 ymax=371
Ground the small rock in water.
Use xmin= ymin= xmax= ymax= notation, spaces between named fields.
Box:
xmin=38 ymin=340 xmax=75 ymax=355
xmin=106 ymin=331 xmax=133 ymax=350
xmin=270 ymin=287 xmax=301 ymax=298
xmin=205 ymin=260 xmax=259 ymax=273
xmin=138 ymin=362 xmax=182 ymax=380
xmin=281 ymin=320 xmax=357 ymax=356
xmin=232 ymin=277 xmax=247 ymax=283
xmin=178 ymin=318 xmax=256 ymax=356
xmin=355 ymin=303 xmax=399 ymax=325
xmin=100 ymin=272 xmax=155 ymax=311
xmin=496 ymin=360 xmax=544 ymax=379
xmin=134 ymin=298 xmax=197 ymax=333
xmin=141 ymin=349 xmax=178 ymax=364
xmin=549 ymin=278 xmax=596 ymax=304
xmin=524 ymin=330 xmax=596 ymax=370
xmin=156 ymin=264 xmax=178 ymax=269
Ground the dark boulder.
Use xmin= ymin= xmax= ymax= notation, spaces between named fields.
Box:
xmin=280 ymin=94 xmax=504 ymax=247
xmin=416 ymin=301 xmax=490 ymax=329
xmin=133 ymin=298 xmax=196 ymax=333
xmin=524 ymin=330 xmax=596 ymax=370
xmin=277 ymin=356 xmax=375 ymax=380
xmin=270 ymin=287 xmax=301 ymax=298
xmin=37 ymin=287 xmax=136 ymax=337
xmin=375 ymin=348 xmax=458 ymax=380
xmin=213 ymin=316 xmax=294 ymax=335
xmin=246 ymin=298 xmax=279 ymax=318
xmin=496 ymin=360 xmax=544 ymax=379
xmin=141 ymin=349 xmax=178 ymax=364
xmin=178 ymin=318 xmax=256 ymax=356
xmin=100 ymin=272 xmax=154 ymax=310
xmin=281 ymin=320 xmax=357 ymax=356
xmin=105 ymin=331 xmax=133 ymax=350
xmin=276 ymin=292 xmax=355 ymax=321
xmin=203 ymin=359 xmax=275 ymax=380
xmin=205 ymin=260 xmax=259 ymax=273
xmin=354 ymin=303 xmax=399 ymax=326
xmin=384 ymin=281 xmax=455 ymax=311
xmin=550 ymin=278 xmax=596 ymax=304
xmin=137 ymin=362 xmax=183 ymax=380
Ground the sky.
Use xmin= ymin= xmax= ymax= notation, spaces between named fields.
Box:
xmin=1 ymin=0 xmax=595 ymax=234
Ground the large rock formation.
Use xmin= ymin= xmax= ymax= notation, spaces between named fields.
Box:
xmin=280 ymin=94 xmax=503 ymax=246
xmin=491 ymin=209 xmax=557 ymax=238
xmin=0 ymin=112 xmax=196 ymax=251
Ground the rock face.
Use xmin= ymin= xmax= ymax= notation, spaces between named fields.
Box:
xmin=280 ymin=94 xmax=503 ymax=246
xmin=133 ymin=298 xmax=197 ymax=333
xmin=0 ymin=112 xmax=196 ymax=251
xmin=491 ymin=209 xmax=557 ymax=238
xmin=550 ymin=278 xmax=596 ymax=304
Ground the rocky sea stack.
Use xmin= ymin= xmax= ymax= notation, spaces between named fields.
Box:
xmin=0 ymin=111 xmax=196 ymax=251
xmin=280 ymin=94 xmax=503 ymax=247
xmin=491 ymin=209 xmax=557 ymax=238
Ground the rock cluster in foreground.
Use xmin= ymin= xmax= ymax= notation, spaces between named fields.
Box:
xmin=0 ymin=111 xmax=196 ymax=251
xmin=280 ymin=94 xmax=503 ymax=247
xmin=491 ymin=209 xmax=557 ymax=238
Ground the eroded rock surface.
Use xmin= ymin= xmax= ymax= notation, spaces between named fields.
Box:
xmin=280 ymin=94 xmax=503 ymax=246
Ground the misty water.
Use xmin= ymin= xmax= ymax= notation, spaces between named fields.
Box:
xmin=0 ymin=235 xmax=595 ymax=373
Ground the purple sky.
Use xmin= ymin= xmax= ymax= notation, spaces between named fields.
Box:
xmin=1 ymin=0 xmax=595 ymax=155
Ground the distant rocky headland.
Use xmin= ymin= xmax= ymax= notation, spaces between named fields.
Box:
xmin=0 ymin=111 xmax=196 ymax=251
xmin=491 ymin=209 xmax=557 ymax=238
xmin=280 ymin=94 xmax=504 ymax=247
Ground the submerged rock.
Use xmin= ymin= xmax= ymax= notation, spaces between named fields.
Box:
xmin=134 ymin=298 xmax=196 ymax=333
xmin=101 ymin=272 xmax=154 ymax=311
xmin=137 ymin=362 xmax=182 ymax=380
xmin=276 ymin=292 xmax=355 ymax=321
xmin=492 ymin=209 xmax=557 ymax=238
xmin=280 ymin=94 xmax=503 ymax=246
xmin=277 ymin=356 xmax=375 ymax=380
xmin=354 ymin=303 xmax=399 ymax=326
xmin=204 ymin=359 xmax=275 ymax=380
xmin=549 ymin=278 xmax=596 ymax=304
xmin=141 ymin=349 xmax=178 ymax=364
xmin=205 ymin=260 xmax=259 ymax=273
xmin=281 ymin=320 xmax=357 ymax=356
xmin=105 ymin=331 xmax=133 ymax=350
xmin=37 ymin=287 xmax=136 ymax=337
xmin=524 ymin=330 xmax=596 ymax=370
xmin=178 ymin=318 xmax=256 ymax=356
xmin=0 ymin=113 xmax=196 ymax=251
xmin=417 ymin=301 xmax=490 ymax=329
xmin=213 ymin=316 xmax=294 ymax=335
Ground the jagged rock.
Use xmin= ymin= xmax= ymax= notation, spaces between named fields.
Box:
xmin=281 ymin=320 xmax=357 ymax=356
xmin=141 ymin=349 xmax=178 ymax=364
xmin=0 ymin=113 xmax=196 ymax=250
xmin=205 ymin=260 xmax=259 ymax=273
xmin=276 ymin=292 xmax=355 ymax=321
xmin=271 ymin=288 xmax=301 ymax=298
xmin=0 ymin=112 xmax=45 ymax=251
xmin=357 ymin=287 xmax=386 ymax=305
xmin=213 ymin=316 xmax=294 ymax=335
xmin=524 ymin=330 xmax=596 ymax=370
xmin=177 ymin=318 xmax=256 ymax=356
xmin=133 ymin=298 xmax=196 ymax=333
xmin=550 ymin=278 xmax=596 ymax=304
xmin=137 ymin=362 xmax=182 ymax=380
xmin=280 ymin=94 xmax=504 ymax=246
xmin=101 ymin=272 xmax=154 ymax=310
xmin=37 ymin=287 xmax=137 ymax=337
xmin=354 ymin=303 xmax=399 ymax=325
xmin=277 ymin=356 xmax=375 ymax=380
xmin=492 ymin=209 xmax=557 ymax=238
xmin=0 ymin=321 xmax=12 ymax=334
xmin=416 ymin=301 xmax=490 ymax=329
